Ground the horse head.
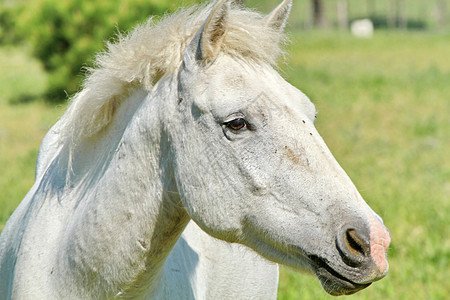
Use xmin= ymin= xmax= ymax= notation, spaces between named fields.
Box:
xmin=169 ymin=0 xmax=390 ymax=295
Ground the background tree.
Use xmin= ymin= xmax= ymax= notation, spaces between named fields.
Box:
xmin=434 ymin=0 xmax=448 ymax=29
xmin=337 ymin=0 xmax=348 ymax=30
xmin=312 ymin=0 xmax=326 ymax=28
xmin=9 ymin=0 xmax=201 ymax=102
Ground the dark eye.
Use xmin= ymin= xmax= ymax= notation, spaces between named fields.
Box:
xmin=225 ymin=118 xmax=247 ymax=131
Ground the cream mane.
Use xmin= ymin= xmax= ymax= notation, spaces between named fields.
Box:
xmin=59 ymin=0 xmax=283 ymax=148
xmin=59 ymin=1 xmax=286 ymax=150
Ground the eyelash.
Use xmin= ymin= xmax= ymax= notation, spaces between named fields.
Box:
xmin=224 ymin=118 xmax=247 ymax=131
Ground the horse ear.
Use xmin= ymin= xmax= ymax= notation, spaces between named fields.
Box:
xmin=200 ymin=0 xmax=230 ymax=61
xmin=265 ymin=0 xmax=292 ymax=32
xmin=184 ymin=0 xmax=230 ymax=68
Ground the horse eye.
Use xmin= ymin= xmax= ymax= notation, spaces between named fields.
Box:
xmin=225 ymin=118 xmax=247 ymax=131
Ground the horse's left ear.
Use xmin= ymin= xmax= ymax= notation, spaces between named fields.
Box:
xmin=265 ymin=0 xmax=292 ymax=32
xmin=184 ymin=0 xmax=230 ymax=68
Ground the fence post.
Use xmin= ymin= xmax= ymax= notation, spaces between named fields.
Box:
xmin=398 ymin=0 xmax=407 ymax=30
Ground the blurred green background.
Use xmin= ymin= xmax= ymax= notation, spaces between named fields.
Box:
xmin=0 ymin=0 xmax=449 ymax=299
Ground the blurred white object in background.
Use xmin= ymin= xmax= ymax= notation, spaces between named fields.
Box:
xmin=351 ymin=19 xmax=374 ymax=38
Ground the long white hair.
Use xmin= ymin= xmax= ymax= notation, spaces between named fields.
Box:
xmin=59 ymin=2 xmax=287 ymax=153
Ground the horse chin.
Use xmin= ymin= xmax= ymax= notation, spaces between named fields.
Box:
xmin=309 ymin=256 xmax=372 ymax=296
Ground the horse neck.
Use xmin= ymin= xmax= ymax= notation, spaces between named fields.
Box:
xmin=61 ymin=80 xmax=190 ymax=297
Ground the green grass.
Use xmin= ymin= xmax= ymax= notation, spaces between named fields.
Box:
xmin=278 ymin=31 xmax=450 ymax=299
xmin=0 ymin=31 xmax=449 ymax=299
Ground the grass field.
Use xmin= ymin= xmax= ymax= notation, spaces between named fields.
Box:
xmin=278 ymin=31 xmax=450 ymax=299
xmin=0 ymin=31 xmax=449 ymax=299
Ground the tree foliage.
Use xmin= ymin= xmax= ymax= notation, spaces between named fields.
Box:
xmin=7 ymin=0 xmax=198 ymax=101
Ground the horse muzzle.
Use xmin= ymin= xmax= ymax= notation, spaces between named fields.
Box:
xmin=311 ymin=218 xmax=391 ymax=295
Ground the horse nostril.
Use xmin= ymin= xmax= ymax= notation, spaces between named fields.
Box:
xmin=345 ymin=229 xmax=369 ymax=258
xmin=337 ymin=227 xmax=371 ymax=267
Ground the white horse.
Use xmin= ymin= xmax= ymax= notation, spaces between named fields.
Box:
xmin=0 ymin=1 xmax=391 ymax=298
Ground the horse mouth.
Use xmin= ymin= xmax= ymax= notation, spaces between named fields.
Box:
xmin=309 ymin=255 xmax=371 ymax=296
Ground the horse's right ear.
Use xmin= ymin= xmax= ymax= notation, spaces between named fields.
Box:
xmin=183 ymin=0 xmax=230 ymax=70
xmin=265 ymin=0 xmax=292 ymax=32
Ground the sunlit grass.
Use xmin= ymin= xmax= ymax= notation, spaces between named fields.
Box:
xmin=279 ymin=31 xmax=449 ymax=299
